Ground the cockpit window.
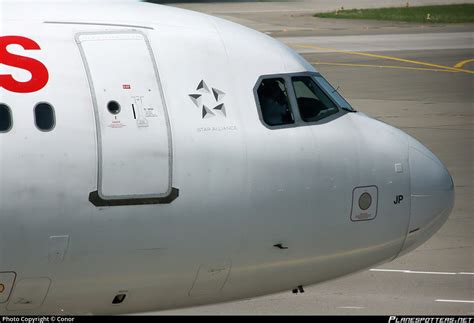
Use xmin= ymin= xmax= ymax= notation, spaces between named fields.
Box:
xmin=257 ymin=78 xmax=294 ymax=127
xmin=292 ymin=76 xmax=338 ymax=122
xmin=314 ymin=75 xmax=354 ymax=111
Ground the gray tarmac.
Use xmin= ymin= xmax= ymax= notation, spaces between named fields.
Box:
xmin=159 ymin=1 xmax=473 ymax=315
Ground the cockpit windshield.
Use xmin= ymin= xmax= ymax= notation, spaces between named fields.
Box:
xmin=314 ymin=75 xmax=354 ymax=111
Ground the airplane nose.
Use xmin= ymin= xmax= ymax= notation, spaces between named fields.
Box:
xmin=399 ymin=137 xmax=455 ymax=256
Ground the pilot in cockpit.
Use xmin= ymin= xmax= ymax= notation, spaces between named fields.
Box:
xmin=258 ymin=79 xmax=294 ymax=126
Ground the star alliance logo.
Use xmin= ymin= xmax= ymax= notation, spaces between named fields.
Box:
xmin=189 ymin=80 xmax=226 ymax=119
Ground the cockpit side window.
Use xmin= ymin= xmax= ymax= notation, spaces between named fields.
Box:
xmin=257 ymin=78 xmax=295 ymax=127
xmin=292 ymin=76 xmax=338 ymax=122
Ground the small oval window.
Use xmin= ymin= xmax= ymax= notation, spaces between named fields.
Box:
xmin=0 ymin=104 xmax=13 ymax=132
xmin=107 ymin=101 xmax=121 ymax=115
xmin=359 ymin=192 xmax=372 ymax=211
xmin=34 ymin=103 xmax=55 ymax=131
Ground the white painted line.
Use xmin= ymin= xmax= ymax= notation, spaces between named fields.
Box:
xmin=370 ymin=269 xmax=408 ymax=273
xmin=436 ymin=299 xmax=474 ymax=304
xmin=459 ymin=272 xmax=474 ymax=275
xmin=370 ymin=269 xmax=457 ymax=275
xmin=338 ymin=306 xmax=365 ymax=309
xmin=409 ymin=271 xmax=457 ymax=275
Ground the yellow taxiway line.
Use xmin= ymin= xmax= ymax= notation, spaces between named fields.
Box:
xmin=310 ymin=61 xmax=460 ymax=73
xmin=295 ymin=44 xmax=474 ymax=75
xmin=454 ymin=58 xmax=474 ymax=68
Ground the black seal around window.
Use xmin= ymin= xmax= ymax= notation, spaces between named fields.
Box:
xmin=34 ymin=103 xmax=56 ymax=131
xmin=0 ymin=104 xmax=13 ymax=133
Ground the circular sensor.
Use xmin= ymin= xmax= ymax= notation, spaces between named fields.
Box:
xmin=107 ymin=100 xmax=121 ymax=115
xmin=359 ymin=192 xmax=372 ymax=210
xmin=0 ymin=283 xmax=5 ymax=293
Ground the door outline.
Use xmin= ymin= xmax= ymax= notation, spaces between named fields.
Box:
xmin=75 ymin=30 xmax=178 ymax=206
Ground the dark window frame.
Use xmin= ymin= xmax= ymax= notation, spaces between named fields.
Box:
xmin=34 ymin=102 xmax=56 ymax=132
xmin=0 ymin=104 xmax=13 ymax=133
xmin=254 ymin=72 xmax=349 ymax=129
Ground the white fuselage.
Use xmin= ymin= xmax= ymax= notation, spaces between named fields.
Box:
xmin=0 ymin=2 xmax=454 ymax=314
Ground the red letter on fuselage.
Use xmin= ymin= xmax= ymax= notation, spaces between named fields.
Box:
xmin=0 ymin=36 xmax=49 ymax=93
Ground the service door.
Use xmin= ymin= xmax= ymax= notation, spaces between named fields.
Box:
xmin=77 ymin=31 xmax=172 ymax=201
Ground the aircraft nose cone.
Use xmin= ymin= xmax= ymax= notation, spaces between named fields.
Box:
xmin=399 ymin=137 xmax=454 ymax=256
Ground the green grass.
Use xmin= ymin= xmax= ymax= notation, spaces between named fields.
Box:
xmin=314 ymin=4 xmax=474 ymax=23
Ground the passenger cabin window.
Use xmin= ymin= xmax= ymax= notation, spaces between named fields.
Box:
xmin=34 ymin=103 xmax=55 ymax=131
xmin=257 ymin=78 xmax=294 ymax=126
xmin=292 ymin=76 xmax=338 ymax=122
xmin=0 ymin=104 xmax=13 ymax=132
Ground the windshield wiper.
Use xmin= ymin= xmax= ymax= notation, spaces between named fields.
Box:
xmin=331 ymin=86 xmax=356 ymax=112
